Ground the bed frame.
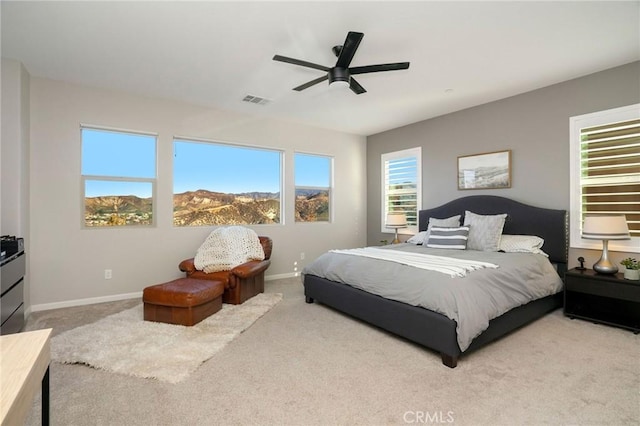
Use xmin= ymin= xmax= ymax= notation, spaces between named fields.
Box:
xmin=304 ymin=195 xmax=568 ymax=368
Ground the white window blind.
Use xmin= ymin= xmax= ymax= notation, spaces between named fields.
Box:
xmin=570 ymin=104 xmax=640 ymax=252
xmin=382 ymin=148 xmax=421 ymax=233
xmin=580 ymin=118 xmax=640 ymax=236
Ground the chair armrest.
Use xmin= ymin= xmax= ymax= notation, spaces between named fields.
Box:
xmin=178 ymin=258 xmax=197 ymax=274
xmin=231 ymin=259 xmax=271 ymax=279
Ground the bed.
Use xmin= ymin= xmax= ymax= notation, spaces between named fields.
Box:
xmin=303 ymin=195 xmax=568 ymax=368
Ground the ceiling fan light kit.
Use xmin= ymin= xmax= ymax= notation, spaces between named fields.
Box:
xmin=329 ymin=80 xmax=350 ymax=91
xmin=273 ymin=31 xmax=410 ymax=95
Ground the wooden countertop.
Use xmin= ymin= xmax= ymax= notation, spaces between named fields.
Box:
xmin=0 ymin=328 xmax=52 ymax=425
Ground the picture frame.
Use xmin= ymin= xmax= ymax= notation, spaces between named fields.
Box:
xmin=457 ymin=150 xmax=511 ymax=190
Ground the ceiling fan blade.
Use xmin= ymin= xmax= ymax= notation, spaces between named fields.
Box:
xmin=273 ymin=55 xmax=330 ymax=72
xmin=335 ymin=31 xmax=364 ymax=69
xmin=349 ymin=62 xmax=410 ymax=75
xmin=293 ymin=75 xmax=329 ymax=91
xmin=349 ymin=77 xmax=366 ymax=95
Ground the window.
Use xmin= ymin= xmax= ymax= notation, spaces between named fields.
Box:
xmin=295 ymin=153 xmax=332 ymax=222
xmin=381 ymin=147 xmax=421 ymax=234
xmin=570 ymin=104 xmax=640 ymax=252
xmin=173 ymin=139 xmax=282 ymax=226
xmin=81 ymin=126 xmax=156 ymax=227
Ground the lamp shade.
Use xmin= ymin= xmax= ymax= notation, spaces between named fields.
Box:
xmin=582 ymin=215 xmax=630 ymax=240
xmin=386 ymin=213 xmax=407 ymax=227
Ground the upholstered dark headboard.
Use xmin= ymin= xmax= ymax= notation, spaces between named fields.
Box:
xmin=418 ymin=195 xmax=568 ymax=267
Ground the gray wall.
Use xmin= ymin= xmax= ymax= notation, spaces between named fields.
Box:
xmin=367 ymin=61 xmax=640 ymax=268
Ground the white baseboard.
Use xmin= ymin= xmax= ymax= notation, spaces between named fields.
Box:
xmin=30 ymin=291 xmax=142 ymax=313
xmin=29 ymin=273 xmax=299 ymax=312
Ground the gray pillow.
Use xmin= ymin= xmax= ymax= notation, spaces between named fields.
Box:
xmin=463 ymin=211 xmax=507 ymax=251
xmin=426 ymin=226 xmax=470 ymax=250
xmin=424 ymin=215 xmax=461 ymax=242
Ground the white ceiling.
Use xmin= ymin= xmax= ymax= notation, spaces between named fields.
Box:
xmin=2 ymin=1 xmax=639 ymax=136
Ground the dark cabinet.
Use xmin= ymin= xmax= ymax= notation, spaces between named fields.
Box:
xmin=1 ymin=251 xmax=25 ymax=334
xmin=564 ymin=268 xmax=640 ymax=334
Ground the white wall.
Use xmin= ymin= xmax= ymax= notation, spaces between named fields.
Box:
xmin=1 ymin=58 xmax=31 ymax=308
xmin=1 ymin=59 xmax=30 ymax=237
xmin=29 ymin=77 xmax=366 ymax=309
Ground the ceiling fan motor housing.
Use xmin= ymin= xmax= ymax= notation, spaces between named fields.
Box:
xmin=329 ymin=67 xmax=350 ymax=84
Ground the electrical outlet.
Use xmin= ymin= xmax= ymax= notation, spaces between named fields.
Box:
xmin=300 ymin=252 xmax=305 ymax=260
xmin=104 ymin=269 xmax=112 ymax=279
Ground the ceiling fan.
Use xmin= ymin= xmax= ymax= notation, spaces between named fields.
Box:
xmin=273 ymin=31 xmax=410 ymax=95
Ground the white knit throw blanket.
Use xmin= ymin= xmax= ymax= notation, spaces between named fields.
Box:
xmin=194 ymin=227 xmax=265 ymax=273
xmin=330 ymin=247 xmax=498 ymax=278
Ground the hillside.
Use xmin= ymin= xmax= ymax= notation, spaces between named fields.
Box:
xmin=85 ymin=189 xmax=328 ymax=226
xmin=85 ymin=195 xmax=153 ymax=226
xmin=172 ymin=190 xmax=280 ymax=226
xmin=295 ymin=190 xmax=329 ymax=222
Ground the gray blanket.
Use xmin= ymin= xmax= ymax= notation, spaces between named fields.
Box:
xmin=302 ymin=243 xmax=563 ymax=351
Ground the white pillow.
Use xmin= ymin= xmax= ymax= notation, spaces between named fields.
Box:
xmin=463 ymin=211 xmax=507 ymax=251
xmin=407 ymin=231 xmax=428 ymax=245
xmin=500 ymin=234 xmax=548 ymax=256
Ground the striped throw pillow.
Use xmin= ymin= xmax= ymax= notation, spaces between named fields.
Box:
xmin=426 ymin=226 xmax=470 ymax=250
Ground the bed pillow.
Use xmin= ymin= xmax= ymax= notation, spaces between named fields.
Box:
xmin=463 ymin=211 xmax=507 ymax=251
xmin=407 ymin=231 xmax=428 ymax=245
xmin=424 ymin=215 xmax=461 ymax=241
xmin=426 ymin=226 xmax=470 ymax=250
xmin=500 ymin=234 xmax=548 ymax=256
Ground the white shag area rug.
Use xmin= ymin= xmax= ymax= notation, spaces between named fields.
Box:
xmin=51 ymin=293 xmax=282 ymax=384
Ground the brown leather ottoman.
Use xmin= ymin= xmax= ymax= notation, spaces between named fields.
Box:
xmin=143 ymin=278 xmax=224 ymax=326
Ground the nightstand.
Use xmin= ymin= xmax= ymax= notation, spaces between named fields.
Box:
xmin=564 ymin=268 xmax=640 ymax=334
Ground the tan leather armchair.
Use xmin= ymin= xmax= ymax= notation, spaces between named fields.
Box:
xmin=179 ymin=236 xmax=272 ymax=305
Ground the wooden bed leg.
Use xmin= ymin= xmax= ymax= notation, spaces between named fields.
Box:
xmin=305 ymin=296 xmax=314 ymax=304
xmin=441 ymin=353 xmax=458 ymax=368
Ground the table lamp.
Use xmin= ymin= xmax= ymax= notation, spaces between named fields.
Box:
xmin=386 ymin=213 xmax=407 ymax=244
xmin=582 ymin=214 xmax=630 ymax=274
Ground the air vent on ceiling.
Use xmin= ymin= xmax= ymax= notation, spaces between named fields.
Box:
xmin=242 ymin=94 xmax=271 ymax=106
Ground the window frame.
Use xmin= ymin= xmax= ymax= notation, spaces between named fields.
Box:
xmin=381 ymin=147 xmax=422 ymax=235
xmin=294 ymin=152 xmax=333 ymax=223
xmin=569 ymin=103 xmax=640 ymax=253
xmin=172 ymin=137 xmax=284 ymax=227
xmin=80 ymin=125 xmax=157 ymax=229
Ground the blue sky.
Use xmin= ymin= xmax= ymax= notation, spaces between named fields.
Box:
xmin=82 ymin=129 xmax=156 ymax=197
xmin=82 ymin=129 xmax=156 ymax=179
xmin=294 ymin=153 xmax=331 ymax=187
xmin=173 ymin=140 xmax=281 ymax=194
xmin=82 ymin=129 xmax=331 ymax=198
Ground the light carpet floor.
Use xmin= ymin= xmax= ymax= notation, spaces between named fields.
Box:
xmin=51 ymin=293 xmax=282 ymax=383
xmin=25 ymin=278 xmax=639 ymax=425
